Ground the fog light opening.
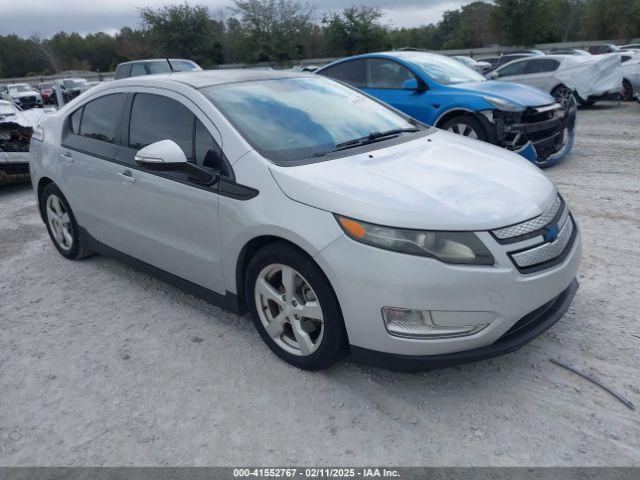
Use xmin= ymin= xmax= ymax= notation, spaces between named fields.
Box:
xmin=382 ymin=307 xmax=487 ymax=339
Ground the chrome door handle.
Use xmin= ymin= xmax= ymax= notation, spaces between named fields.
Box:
xmin=119 ymin=170 xmax=136 ymax=184
xmin=60 ymin=152 xmax=73 ymax=165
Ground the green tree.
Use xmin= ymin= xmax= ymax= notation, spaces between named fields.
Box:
xmin=492 ymin=0 xmax=554 ymax=45
xmin=322 ymin=6 xmax=387 ymax=56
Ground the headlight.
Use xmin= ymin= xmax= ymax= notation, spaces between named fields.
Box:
xmin=336 ymin=216 xmax=494 ymax=265
xmin=483 ymin=96 xmax=525 ymax=112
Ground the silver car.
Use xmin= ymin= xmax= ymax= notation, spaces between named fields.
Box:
xmin=30 ymin=70 xmax=580 ymax=371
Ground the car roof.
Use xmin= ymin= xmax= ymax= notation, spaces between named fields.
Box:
xmin=112 ymin=69 xmax=311 ymax=89
xmin=117 ymin=58 xmax=195 ymax=66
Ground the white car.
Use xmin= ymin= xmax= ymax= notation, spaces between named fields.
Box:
xmin=621 ymin=53 xmax=640 ymax=101
xmin=452 ymin=56 xmax=492 ymax=73
xmin=488 ymin=54 xmax=623 ymax=106
xmin=29 ymin=70 xmax=581 ymax=371
xmin=2 ymin=83 xmax=43 ymax=109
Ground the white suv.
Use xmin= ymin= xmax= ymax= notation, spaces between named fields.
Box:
xmin=29 ymin=70 xmax=581 ymax=371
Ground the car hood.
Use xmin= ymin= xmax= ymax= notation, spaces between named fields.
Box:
xmin=269 ymin=130 xmax=556 ymax=231
xmin=448 ymin=80 xmax=554 ymax=107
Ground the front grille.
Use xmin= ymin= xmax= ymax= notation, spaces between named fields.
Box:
xmin=510 ymin=215 xmax=574 ymax=268
xmin=491 ymin=194 xmax=577 ymax=274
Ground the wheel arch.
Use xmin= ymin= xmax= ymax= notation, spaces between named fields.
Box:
xmin=235 ymin=235 xmax=321 ymax=313
xmin=36 ymin=176 xmax=55 ymax=221
xmin=434 ymin=107 xmax=480 ymax=128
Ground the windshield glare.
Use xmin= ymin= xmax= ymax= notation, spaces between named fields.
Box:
xmin=203 ymin=77 xmax=417 ymax=163
xmin=404 ymin=54 xmax=486 ymax=85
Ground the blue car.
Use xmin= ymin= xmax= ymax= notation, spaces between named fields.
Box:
xmin=316 ymin=51 xmax=576 ymax=167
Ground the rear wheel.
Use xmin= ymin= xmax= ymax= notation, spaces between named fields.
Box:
xmin=622 ymin=79 xmax=633 ymax=102
xmin=41 ymin=183 xmax=92 ymax=260
xmin=245 ymin=242 xmax=346 ymax=370
xmin=440 ymin=115 xmax=487 ymax=141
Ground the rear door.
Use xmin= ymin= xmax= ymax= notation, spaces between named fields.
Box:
xmin=523 ymin=58 xmax=561 ymax=91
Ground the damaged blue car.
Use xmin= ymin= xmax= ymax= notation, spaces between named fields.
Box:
xmin=316 ymin=51 xmax=576 ymax=168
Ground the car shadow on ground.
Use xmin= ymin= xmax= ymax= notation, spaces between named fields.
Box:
xmin=0 ymin=182 xmax=32 ymax=197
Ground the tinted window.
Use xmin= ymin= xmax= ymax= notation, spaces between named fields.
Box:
xmin=195 ymin=120 xmax=222 ymax=170
xmin=147 ymin=61 xmax=172 ymax=74
xmin=129 ymin=93 xmax=194 ymax=161
xmin=498 ymin=60 xmax=528 ymax=77
xmin=525 ymin=59 xmax=560 ymax=74
xmin=69 ymin=107 xmax=83 ymax=134
xmin=130 ymin=64 xmax=146 ymax=77
xmin=169 ymin=60 xmax=201 ymax=72
xmin=320 ymin=60 xmax=366 ymax=87
xmin=367 ymin=59 xmax=416 ymax=89
xmin=621 ymin=55 xmax=631 ymax=63
xmin=114 ymin=63 xmax=131 ymax=79
xmin=79 ymin=94 xmax=125 ymax=143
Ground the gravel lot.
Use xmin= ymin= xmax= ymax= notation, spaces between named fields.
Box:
xmin=1 ymin=101 xmax=639 ymax=467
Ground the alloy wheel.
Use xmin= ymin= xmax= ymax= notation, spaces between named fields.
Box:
xmin=254 ymin=264 xmax=324 ymax=356
xmin=553 ymin=87 xmax=573 ymax=107
xmin=447 ymin=123 xmax=478 ymax=139
xmin=46 ymin=194 xmax=73 ymax=251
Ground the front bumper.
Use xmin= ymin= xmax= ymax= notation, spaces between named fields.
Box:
xmin=351 ymin=279 xmax=578 ymax=372
xmin=485 ymin=101 xmax=577 ymax=168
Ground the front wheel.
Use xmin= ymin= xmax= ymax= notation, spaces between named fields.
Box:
xmin=440 ymin=115 xmax=488 ymax=141
xmin=551 ymin=85 xmax=574 ymax=107
xmin=245 ymin=242 xmax=347 ymax=370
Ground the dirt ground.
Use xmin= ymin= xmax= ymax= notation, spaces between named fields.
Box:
xmin=1 ymin=101 xmax=639 ymax=467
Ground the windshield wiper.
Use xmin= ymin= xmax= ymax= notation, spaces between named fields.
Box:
xmin=334 ymin=127 xmax=421 ymax=151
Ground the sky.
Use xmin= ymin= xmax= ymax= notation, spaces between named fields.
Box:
xmin=0 ymin=0 xmax=469 ymax=38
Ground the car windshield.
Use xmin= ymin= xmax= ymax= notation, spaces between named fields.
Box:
xmin=402 ymin=53 xmax=486 ymax=85
xmin=170 ymin=60 xmax=201 ymax=71
xmin=454 ymin=56 xmax=475 ymax=66
xmin=202 ymin=76 xmax=419 ymax=163
xmin=10 ymin=85 xmax=31 ymax=93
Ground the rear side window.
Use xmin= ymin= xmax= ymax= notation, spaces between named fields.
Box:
xmin=114 ymin=63 xmax=131 ymax=80
xmin=526 ymin=59 xmax=560 ymax=74
xmin=79 ymin=94 xmax=125 ymax=144
xmin=320 ymin=60 xmax=366 ymax=87
xmin=129 ymin=93 xmax=194 ymax=161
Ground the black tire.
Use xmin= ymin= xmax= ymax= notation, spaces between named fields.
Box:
xmin=622 ymin=79 xmax=633 ymax=102
xmin=245 ymin=242 xmax=347 ymax=370
xmin=41 ymin=183 xmax=93 ymax=260
xmin=440 ymin=114 xmax=488 ymax=142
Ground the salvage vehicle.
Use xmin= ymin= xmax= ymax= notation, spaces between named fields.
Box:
xmin=1 ymin=100 xmax=51 ymax=184
xmin=452 ymin=56 xmax=492 ymax=73
xmin=1 ymin=83 xmax=43 ymax=109
xmin=316 ymin=51 xmax=576 ymax=167
xmin=37 ymin=82 xmax=56 ymax=105
xmin=621 ymin=54 xmax=640 ymax=101
xmin=57 ymin=78 xmax=91 ymax=103
xmin=30 ymin=70 xmax=581 ymax=371
xmin=114 ymin=59 xmax=202 ymax=79
xmin=489 ymin=54 xmax=623 ymax=106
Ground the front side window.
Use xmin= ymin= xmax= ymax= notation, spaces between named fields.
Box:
xmin=202 ymin=76 xmax=418 ymax=163
xmin=319 ymin=59 xmax=366 ymax=87
xmin=79 ymin=93 xmax=125 ymax=143
xmin=129 ymin=93 xmax=194 ymax=160
xmin=497 ymin=61 xmax=528 ymax=77
xmin=367 ymin=59 xmax=417 ymax=89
